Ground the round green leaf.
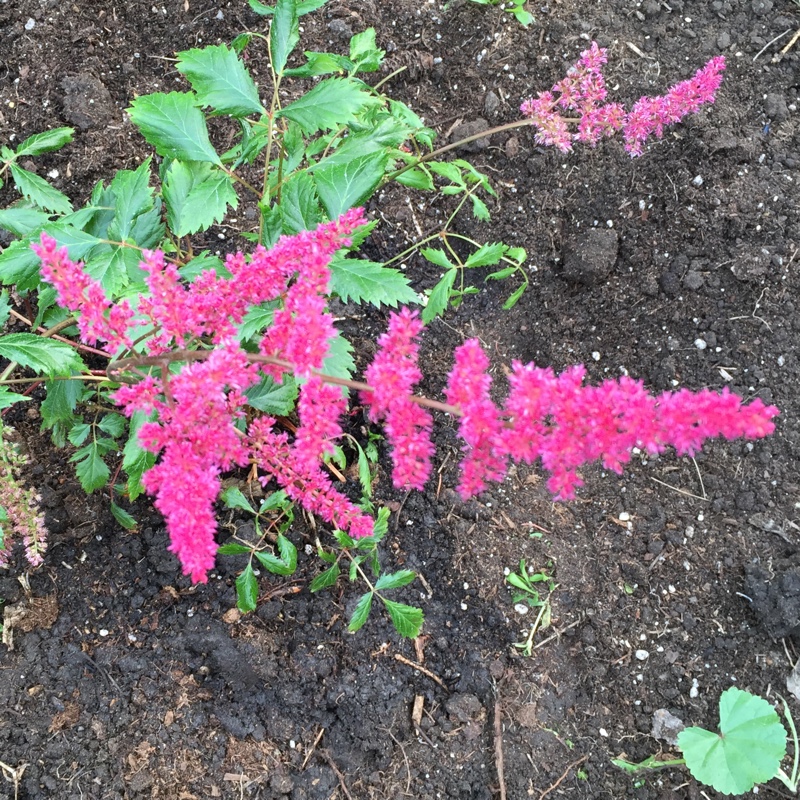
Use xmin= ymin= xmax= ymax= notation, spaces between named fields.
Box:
xmin=677 ymin=687 xmax=787 ymax=795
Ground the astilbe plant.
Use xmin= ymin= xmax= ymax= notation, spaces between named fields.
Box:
xmin=33 ymin=210 xmax=778 ymax=584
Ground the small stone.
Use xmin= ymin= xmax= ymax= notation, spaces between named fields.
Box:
xmin=484 ymin=90 xmax=500 ymax=116
xmin=694 ymin=338 xmax=707 ymax=350
xmin=764 ymin=92 xmax=790 ymax=123
xmin=651 ymin=708 xmax=685 ymax=745
xmin=683 ymin=271 xmax=704 ymax=290
xmin=25 ymin=18 xmax=35 ymax=30
xmin=717 ymin=31 xmax=731 ymax=49
xmin=561 ymin=228 xmax=618 ymax=285
xmin=635 ymin=649 xmax=649 ymax=661
xmin=449 ymin=118 xmax=490 ymax=153
xmin=327 ymin=19 xmax=353 ymax=39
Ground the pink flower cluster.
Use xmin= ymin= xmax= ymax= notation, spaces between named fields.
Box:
xmin=520 ymin=42 xmax=725 ymax=156
xmin=34 ymin=211 xmax=778 ymax=585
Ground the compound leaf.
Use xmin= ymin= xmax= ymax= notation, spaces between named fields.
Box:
xmin=329 ymin=256 xmax=417 ymax=308
xmin=314 ymin=151 xmax=387 ymax=218
xmin=9 ymin=163 xmax=72 ymax=214
xmin=278 ymin=77 xmax=373 ymax=134
xmin=162 ymin=160 xmax=238 ymax=236
xmin=0 ymin=333 xmax=85 ymax=377
xmin=383 ymin=598 xmax=423 ymax=638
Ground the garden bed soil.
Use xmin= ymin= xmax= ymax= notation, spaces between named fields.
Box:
xmin=1 ymin=0 xmax=800 ymax=798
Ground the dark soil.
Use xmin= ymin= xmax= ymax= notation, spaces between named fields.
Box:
xmin=1 ymin=1 xmax=800 ymax=798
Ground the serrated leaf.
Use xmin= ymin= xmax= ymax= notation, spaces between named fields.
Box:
xmin=128 ymin=92 xmax=221 ymax=164
xmin=162 ymin=160 xmax=238 ymax=236
xmin=0 ymin=239 xmax=41 ymax=291
xmin=422 ymin=269 xmax=456 ymax=323
xmin=375 ymin=570 xmax=416 ymax=591
xmin=485 ymin=266 xmax=517 ymax=281
xmin=110 ymin=502 xmax=138 ymax=530
xmin=98 ymin=413 xmax=126 ymax=438
xmin=420 ymin=247 xmax=454 ymax=270
xmin=0 ymin=389 xmax=30 ymax=409
xmin=0 ymin=333 xmax=85 ymax=377
xmin=329 ymin=256 xmax=417 ymax=308
xmin=678 ymin=688 xmax=787 ymax=795
xmin=179 ymin=252 xmax=227 ymax=282
xmin=503 ymin=283 xmax=526 ymax=310
xmin=0 ymin=290 xmax=9 ymax=327
xmin=279 ymin=171 xmax=323 ymax=235
xmin=309 ymin=563 xmax=341 ymax=592
xmin=395 ymin=167 xmax=434 ymax=191
xmin=464 ymin=242 xmax=506 ymax=269
xmin=217 ymin=542 xmax=252 ymax=555
xmin=333 ymin=529 xmax=356 ymax=549
xmin=15 ymin=127 xmax=74 ymax=157
xmin=284 ymin=51 xmax=346 ymax=78
xmin=245 ymin=375 xmax=298 ymax=415
xmin=322 ymin=331 xmax=355 ymax=381
xmin=471 ymin=194 xmax=490 ymax=221
xmin=221 ymin=486 xmax=256 ymax=513
xmin=254 ymin=533 xmax=297 ymax=575
xmin=314 ymin=151 xmax=388 ymax=218
xmin=9 ymin=163 xmax=72 ymax=214
xmin=0 ymin=206 xmax=51 ymax=237
xmin=123 ymin=412 xmax=157 ymax=501
xmin=67 ymin=422 xmax=91 ymax=446
xmin=349 ymin=28 xmax=384 ymax=72
xmin=383 ymin=598 xmax=423 ymax=638
xmin=107 ymin=158 xmax=155 ymax=243
xmin=428 ymin=161 xmax=465 ymax=186
xmin=176 ymin=44 xmax=264 ymax=117
xmin=71 ymin=441 xmax=111 ymax=492
xmin=278 ymin=78 xmax=374 ymax=134
xmin=271 ymin=0 xmax=299 ymax=75
xmin=348 ymin=592 xmax=373 ymax=632
xmin=40 ymin=378 xmax=82 ymax=430
xmin=236 ymin=563 xmax=259 ymax=612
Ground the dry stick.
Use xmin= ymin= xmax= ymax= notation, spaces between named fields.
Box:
xmin=394 ymin=653 xmax=449 ymax=692
xmin=319 ymin=749 xmax=354 ymax=800
xmin=301 ymin=727 xmax=325 ymax=770
xmin=381 ymin=727 xmax=412 ymax=795
xmin=538 ymin=754 xmax=588 ymax=800
xmin=494 ymin=689 xmax=507 ymax=800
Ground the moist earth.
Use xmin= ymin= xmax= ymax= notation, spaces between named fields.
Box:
xmin=1 ymin=1 xmax=800 ymax=798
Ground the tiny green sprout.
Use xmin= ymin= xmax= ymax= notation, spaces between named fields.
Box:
xmin=576 ymin=768 xmax=588 ymax=781
xmin=507 ymin=559 xmax=557 ymax=656
xmin=613 ymin=688 xmax=800 ymax=796
xmin=464 ymin=0 xmax=535 ymax=27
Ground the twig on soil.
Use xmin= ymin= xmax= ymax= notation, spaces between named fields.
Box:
xmin=533 ymin=617 xmax=582 ymax=650
xmin=381 ymin=727 xmax=412 ymax=795
xmin=494 ymin=687 xmax=507 ymax=800
xmin=772 ymin=28 xmax=800 ymax=62
xmin=753 ymin=28 xmax=792 ymax=61
xmin=320 ymin=749 xmax=354 ymax=800
xmin=0 ymin=760 xmax=27 ymax=800
xmin=301 ymin=727 xmax=325 ymax=770
xmin=538 ymin=754 xmax=588 ymax=800
xmin=650 ymin=476 xmax=709 ymax=502
xmin=394 ymin=653 xmax=449 ymax=692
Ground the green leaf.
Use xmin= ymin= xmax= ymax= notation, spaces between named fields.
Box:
xmin=70 ymin=440 xmax=112 ymax=492
xmin=40 ymin=378 xmax=82 ymax=430
xmin=128 ymin=92 xmax=221 ymax=165
xmin=249 ymin=0 xmax=327 ymax=15
xmin=677 ymin=687 xmax=787 ymax=795
xmin=314 ymin=151 xmax=388 ymax=218
xmin=179 ymin=252 xmax=227 ymax=282
xmin=0 ymin=389 xmax=30 ymax=409
xmin=419 ymin=247 xmax=454 ymax=270
xmin=374 ymin=570 xmax=416 ymax=591
xmin=0 ymin=239 xmax=41 ymax=291
xmin=329 ymin=256 xmax=417 ymax=308
xmin=503 ymin=283 xmax=527 ymax=310
xmin=279 ymin=171 xmax=323 ymax=235
xmin=217 ymin=542 xmax=251 ymax=555
xmin=278 ymin=78 xmax=374 ymax=134
xmin=270 ymin=0 xmax=299 ymax=75
xmin=348 ymin=592 xmax=373 ymax=632
xmin=395 ymin=167 xmax=434 ymax=191
xmin=162 ymin=160 xmax=238 ymax=236
xmin=471 ymin=194 xmax=490 ymax=221
xmin=98 ymin=413 xmax=126 ymax=438
xmin=464 ymin=242 xmax=506 ymax=269
xmin=333 ymin=529 xmax=356 ymax=549
xmin=237 ymin=303 xmax=275 ymax=342
xmin=283 ymin=52 xmax=346 ymax=78
xmin=220 ymin=486 xmax=256 ymax=513
xmin=0 ymin=333 xmax=85 ymax=377
xmin=236 ymin=562 xmax=259 ymax=612
xmin=254 ymin=533 xmax=297 ymax=575
xmin=322 ymin=331 xmax=355 ymax=381
xmin=0 ymin=291 xmax=9 ymax=328
xmin=382 ymin=598 xmax=423 ymax=638
xmin=245 ymin=375 xmax=298 ymax=415
xmin=9 ymin=163 xmax=72 ymax=214
xmin=67 ymin=422 xmax=91 ymax=446
xmin=123 ymin=412 xmax=157 ymax=502
xmin=428 ymin=160 xmax=465 ymax=187
xmin=348 ymin=28 xmax=384 ymax=72
xmin=422 ymin=269 xmax=457 ymax=323
xmin=309 ymin=563 xmax=341 ymax=592
xmin=0 ymin=206 xmax=51 ymax=237
xmin=176 ymin=44 xmax=264 ymax=117
xmin=110 ymin=502 xmax=138 ymax=530
xmin=14 ymin=127 xmax=74 ymax=157
xmin=485 ymin=266 xmax=517 ymax=281
xmin=107 ymin=158 xmax=155 ymax=243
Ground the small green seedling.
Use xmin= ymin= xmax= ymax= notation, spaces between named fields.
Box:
xmin=467 ymin=0 xmax=535 ymax=28
xmin=506 ymin=559 xmax=556 ymax=656
xmin=613 ymin=687 xmax=799 ymax=796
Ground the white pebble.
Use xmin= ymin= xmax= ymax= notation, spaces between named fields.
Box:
xmin=690 ymin=678 xmax=700 ymax=698
xmin=694 ymin=338 xmax=707 ymax=350
xmin=25 ymin=18 xmax=36 ymax=30
xmin=692 ymin=175 xmax=703 ymax=187
xmin=99 ymin=629 xmax=109 ymax=637
xmin=514 ymin=603 xmax=530 ymax=616
xmin=591 ymin=351 xmax=601 ymax=361
xmin=599 ymin=728 xmax=609 ymax=737
xmin=635 ymin=649 xmax=649 ymax=661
